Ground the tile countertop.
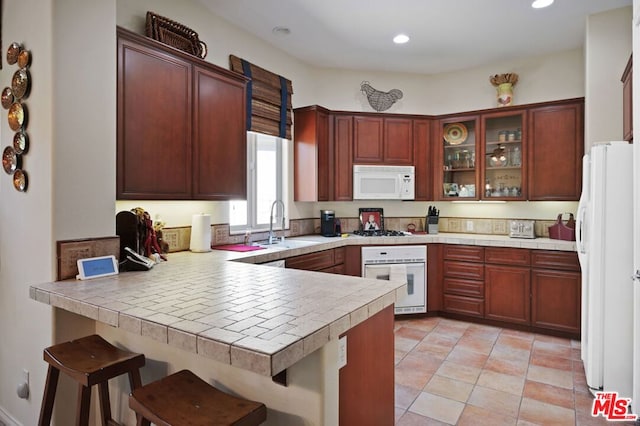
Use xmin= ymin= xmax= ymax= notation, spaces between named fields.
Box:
xmin=230 ymin=232 xmax=576 ymax=265
xmin=28 ymin=232 xmax=574 ymax=377
xmin=29 ymin=250 xmax=404 ymax=377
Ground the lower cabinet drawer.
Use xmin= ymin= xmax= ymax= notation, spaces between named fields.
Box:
xmin=443 ymin=294 xmax=484 ymax=317
xmin=443 ymin=278 xmax=484 ymax=298
xmin=285 ymin=249 xmax=334 ymax=271
xmin=443 ymin=260 xmax=484 ymax=280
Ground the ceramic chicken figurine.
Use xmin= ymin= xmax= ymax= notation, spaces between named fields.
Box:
xmin=360 ymin=81 xmax=403 ymax=111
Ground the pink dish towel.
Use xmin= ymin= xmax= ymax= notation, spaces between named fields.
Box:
xmin=212 ymin=244 xmax=265 ymax=252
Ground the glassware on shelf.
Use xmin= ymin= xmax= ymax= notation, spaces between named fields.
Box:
xmin=512 ymin=146 xmax=521 ymax=166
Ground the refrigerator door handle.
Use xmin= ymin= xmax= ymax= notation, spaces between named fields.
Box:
xmin=576 ymin=201 xmax=587 ymax=254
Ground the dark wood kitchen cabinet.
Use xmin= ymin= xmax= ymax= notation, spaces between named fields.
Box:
xmin=413 ymin=119 xmax=432 ymax=200
xmin=527 ymin=99 xmax=584 ymax=201
xmin=353 ymin=116 xmax=383 ymax=163
xmin=485 ymin=248 xmax=531 ymax=325
xmin=285 ymin=247 xmax=345 ymax=274
xmin=442 ymin=245 xmax=485 ymax=317
xmin=353 ymin=116 xmax=413 ymax=165
xmin=333 ymin=114 xmax=354 ymax=201
xmin=438 ymin=245 xmax=580 ymax=338
xmin=531 ymin=250 xmax=581 ymax=334
xmin=192 ymin=65 xmax=247 ymax=199
xmin=117 ymin=27 xmax=247 ymax=200
xmin=293 ymin=106 xmax=331 ymax=201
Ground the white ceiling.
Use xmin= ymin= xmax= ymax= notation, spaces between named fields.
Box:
xmin=197 ymin=0 xmax=632 ymax=75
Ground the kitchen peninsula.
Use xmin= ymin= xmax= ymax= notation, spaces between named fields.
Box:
xmin=29 ymin=246 xmax=404 ymax=425
xmin=29 ymin=232 xmax=576 ymax=425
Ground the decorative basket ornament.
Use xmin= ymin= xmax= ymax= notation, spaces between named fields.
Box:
xmin=360 ymin=81 xmax=403 ymax=112
xmin=490 ymin=73 xmax=518 ymax=107
xmin=145 ymin=11 xmax=207 ymax=59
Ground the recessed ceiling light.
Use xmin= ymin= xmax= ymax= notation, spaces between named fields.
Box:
xmin=272 ymin=26 xmax=291 ymax=36
xmin=531 ymin=0 xmax=554 ymax=8
xmin=393 ymin=34 xmax=410 ymax=44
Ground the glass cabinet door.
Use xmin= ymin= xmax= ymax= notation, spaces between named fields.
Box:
xmin=482 ymin=112 xmax=525 ymax=200
xmin=441 ymin=117 xmax=479 ymax=200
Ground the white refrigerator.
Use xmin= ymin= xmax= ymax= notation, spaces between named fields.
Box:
xmin=576 ymin=141 xmax=634 ymax=397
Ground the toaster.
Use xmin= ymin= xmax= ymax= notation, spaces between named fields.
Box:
xmin=509 ymin=220 xmax=535 ymax=239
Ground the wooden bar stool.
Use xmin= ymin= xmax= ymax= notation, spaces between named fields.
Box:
xmin=129 ymin=369 xmax=267 ymax=426
xmin=38 ymin=334 xmax=145 ymax=426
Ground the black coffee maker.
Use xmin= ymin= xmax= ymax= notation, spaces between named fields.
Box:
xmin=320 ymin=210 xmax=338 ymax=236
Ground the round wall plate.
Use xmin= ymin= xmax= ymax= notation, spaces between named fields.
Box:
xmin=13 ymin=131 xmax=28 ymax=154
xmin=2 ymin=146 xmax=18 ymax=174
xmin=6 ymin=42 xmax=21 ymax=65
xmin=1 ymin=87 xmax=14 ymax=109
xmin=13 ymin=169 xmax=27 ymax=192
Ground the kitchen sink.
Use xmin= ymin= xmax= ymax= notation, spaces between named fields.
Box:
xmin=255 ymin=239 xmax=320 ymax=250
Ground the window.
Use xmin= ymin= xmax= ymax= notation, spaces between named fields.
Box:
xmin=230 ymin=132 xmax=288 ymax=232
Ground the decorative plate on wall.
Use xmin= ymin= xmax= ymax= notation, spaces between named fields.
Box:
xmin=13 ymin=131 xmax=28 ymax=154
xmin=8 ymin=102 xmax=25 ymax=131
xmin=1 ymin=87 xmax=14 ymax=109
xmin=13 ymin=169 xmax=27 ymax=192
xmin=11 ymin=69 xmax=29 ymax=99
xmin=443 ymin=122 xmax=468 ymax=145
xmin=2 ymin=146 xmax=18 ymax=174
xmin=6 ymin=42 xmax=21 ymax=65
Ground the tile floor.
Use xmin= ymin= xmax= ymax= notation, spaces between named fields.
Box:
xmin=393 ymin=316 xmax=637 ymax=425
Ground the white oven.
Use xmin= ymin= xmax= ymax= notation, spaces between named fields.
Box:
xmin=361 ymin=245 xmax=426 ymax=315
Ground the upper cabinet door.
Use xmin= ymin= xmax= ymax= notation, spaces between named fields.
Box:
xmin=384 ymin=118 xmax=413 ymax=165
xmin=413 ymin=119 xmax=432 ymax=201
xmin=293 ymin=106 xmax=331 ymax=201
xmin=117 ymin=33 xmax=193 ymax=199
xmin=437 ymin=116 xmax=480 ymax=200
xmin=527 ymin=100 xmax=584 ymax=201
xmin=482 ymin=110 xmax=526 ymax=200
xmin=192 ymin=65 xmax=247 ymax=200
xmin=334 ymin=114 xmax=354 ymax=201
xmin=353 ymin=116 xmax=384 ymax=163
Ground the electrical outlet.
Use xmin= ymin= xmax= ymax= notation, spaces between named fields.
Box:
xmin=466 ymin=220 xmax=474 ymax=231
xmin=338 ymin=336 xmax=347 ymax=369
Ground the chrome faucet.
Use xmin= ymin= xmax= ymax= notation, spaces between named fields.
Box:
xmin=268 ymin=199 xmax=286 ymax=244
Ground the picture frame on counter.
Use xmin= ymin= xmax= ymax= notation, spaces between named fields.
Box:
xmin=359 ymin=208 xmax=384 ymax=232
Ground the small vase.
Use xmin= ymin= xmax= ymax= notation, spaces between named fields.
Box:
xmin=496 ymin=83 xmax=513 ymax=107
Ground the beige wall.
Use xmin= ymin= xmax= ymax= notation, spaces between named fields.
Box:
xmin=585 ymin=6 xmax=633 ymax=150
xmin=0 ymin=0 xmax=117 ymax=424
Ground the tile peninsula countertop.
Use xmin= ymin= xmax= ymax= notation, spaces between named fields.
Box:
xmin=29 ymin=250 xmax=404 ymax=377
xmin=29 ymin=232 xmax=574 ymax=377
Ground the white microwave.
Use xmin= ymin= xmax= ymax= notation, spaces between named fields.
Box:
xmin=353 ymin=165 xmax=415 ymax=200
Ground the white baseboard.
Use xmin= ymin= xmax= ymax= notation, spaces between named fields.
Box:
xmin=0 ymin=406 xmax=20 ymax=426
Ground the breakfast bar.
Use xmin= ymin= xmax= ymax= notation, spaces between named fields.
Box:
xmin=29 ymin=248 xmax=404 ymax=425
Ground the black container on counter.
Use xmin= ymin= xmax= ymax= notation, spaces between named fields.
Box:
xmin=321 ymin=210 xmax=336 ymax=236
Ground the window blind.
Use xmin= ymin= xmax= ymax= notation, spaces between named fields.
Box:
xmin=229 ymin=55 xmax=293 ymax=140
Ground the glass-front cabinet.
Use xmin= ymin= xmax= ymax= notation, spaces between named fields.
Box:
xmin=438 ymin=110 xmax=526 ymax=201
xmin=440 ymin=116 xmax=480 ymax=200
xmin=482 ymin=111 xmax=525 ymax=200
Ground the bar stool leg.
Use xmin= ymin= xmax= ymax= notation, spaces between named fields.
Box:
xmin=97 ymin=381 xmax=112 ymax=426
xmin=38 ymin=366 xmax=60 ymax=426
xmin=128 ymin=368 xmax=144 ymax=425
xmin=76 ymin=385 xmax=92 ymax=426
